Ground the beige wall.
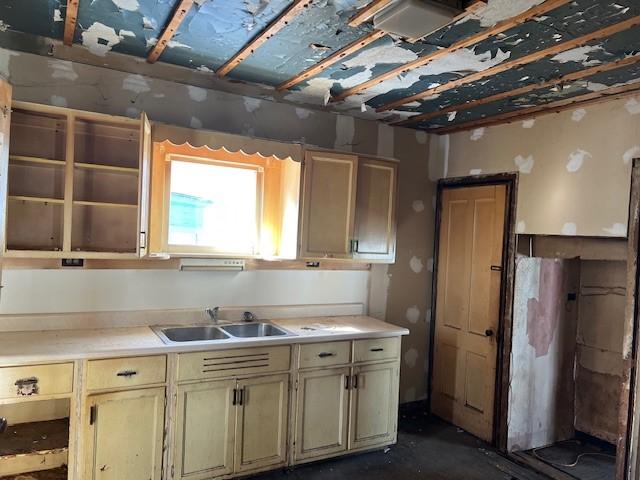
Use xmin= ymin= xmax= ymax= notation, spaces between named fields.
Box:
xmin=433 ymin=95 xmax=640 ymax=237
xmin=0 ymin=48 xmax=436 ymax=403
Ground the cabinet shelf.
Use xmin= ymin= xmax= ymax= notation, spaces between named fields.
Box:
xmin=75 ymin=162 xmax=139 ymax=174
xmin=9 ymin=155 xmax=65 ymax=167
xmin=8 ymin=195 xmax=64 ymax=205
xmin=73 ymin=200 xmax=138 ymax=209
xmin=0 ymin=419 xmax=68 ymax=477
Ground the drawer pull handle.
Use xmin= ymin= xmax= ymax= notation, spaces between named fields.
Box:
xmin=232 ymin=388 xmax=237 ymax=406
xmin=352 ymin=374 xmax=358 ymax=389
xmin=370 ymin=348 xmax=384 ymax=352
xmin=344 ymin=375 xmax=350 ymax=390
xmin=15 ymin=377 xmax=39 ymax=396
xmin=318 ymin=352 xmax=335 ymax=358
xmin=116 ymin=370 xmax=138 ymax=378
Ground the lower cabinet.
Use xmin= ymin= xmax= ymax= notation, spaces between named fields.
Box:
xmin=175 ymin=374 xmax=289 ymax=480
xmin=294 ymin=361 xmax=400 ymax=463
xmin=83 ymin=387 xmax=165 ymax=480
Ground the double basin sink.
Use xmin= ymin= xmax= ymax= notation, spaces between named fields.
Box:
xmin=154 ymin=322 xmax=292 ymax=344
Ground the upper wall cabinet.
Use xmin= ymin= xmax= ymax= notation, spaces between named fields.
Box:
xmin=299 ymin=151 xmax=397 ymax=263
xmin=3 ymin=101 xmax=151 ymax=259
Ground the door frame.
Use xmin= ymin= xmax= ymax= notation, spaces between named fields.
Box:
xmin=427 ymin=172 xmax=518 ymax=450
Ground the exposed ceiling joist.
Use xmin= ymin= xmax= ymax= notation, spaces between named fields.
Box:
xmin=331 ymin=0 xmax=573 ymax=103
xmin=378 ymin=15 xmax=640 ymax=112
xmin=276 ymin=30 xmax=387 ymax=91
xmin=63 ymin=0 xmax=80 ymax=46
xmin=348 ymin=0 xmax=394 ymax=27
xmin=393 ymin=54 xmax=640 ymax=127
xmin=216 ymin=0 xmax=313 ymax=78
xmin=147 ymin=0 xmax=195 ymax=63
xmin=430 ymin=81 xmax=640 ymax=134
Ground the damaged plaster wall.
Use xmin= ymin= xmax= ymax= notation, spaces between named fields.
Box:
xmin=434 ymin=95 xmax=640 ymax=237
xmin=575 ymin=260 xmax=626 ymax=443
xmin=0 ymin=47 xmax=435 ymax=403
xmin=508 ymin=257 xmax=579 ymax=452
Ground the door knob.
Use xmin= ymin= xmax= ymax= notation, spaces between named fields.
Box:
xmin=485 ymin=329 xmax=494 ymax=337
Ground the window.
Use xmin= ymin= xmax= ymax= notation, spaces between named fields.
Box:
xmin=167 ymin=158 xmax=262 ymax=255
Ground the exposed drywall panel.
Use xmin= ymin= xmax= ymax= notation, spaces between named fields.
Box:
xmin=445 ymin=94 xmax=639 ymax=237
xmin=508 ymin=257 xmax=579 ymax=452
xmin=575 ymin=260 xmax=625 ymax=443
xmin=0 ymin=269 xmax=371 ymax=315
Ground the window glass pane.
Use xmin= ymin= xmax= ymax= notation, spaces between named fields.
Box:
xmin=168 ymin=160 xmax=258 ymax=253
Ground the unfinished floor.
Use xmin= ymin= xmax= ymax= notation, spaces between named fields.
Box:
xmin=252 ymin=405 xmax=546 ymax=480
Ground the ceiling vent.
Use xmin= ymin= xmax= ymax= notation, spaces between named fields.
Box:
xmin=374 ymin=0 xmax=463 ymax=41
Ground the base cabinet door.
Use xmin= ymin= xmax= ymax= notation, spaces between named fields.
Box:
xmin=349 ymin=362 xmax=399 ymax=450
xmin=235 ymin=374 xmax=289 ymax=473
xmin=295 ymin=367 xmax=350 ymax=461
xmin=84 ymin=387 xmax=165 ymax=480
xmin=174 ymin=379 xmax=236 ymax=480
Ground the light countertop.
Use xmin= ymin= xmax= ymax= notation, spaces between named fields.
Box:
xmin=0 ymin=315 xmax=409 ymax=365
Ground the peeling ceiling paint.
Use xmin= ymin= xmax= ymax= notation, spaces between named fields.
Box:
xmin=0 ymin=0 xmax=638 ymax=131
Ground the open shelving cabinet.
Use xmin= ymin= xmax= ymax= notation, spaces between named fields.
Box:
xmin=4 ymin=101 xmax=151 ymax=259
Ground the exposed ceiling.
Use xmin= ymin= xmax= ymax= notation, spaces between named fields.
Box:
xmin=0 ymin=0 xmax=639 ymax=133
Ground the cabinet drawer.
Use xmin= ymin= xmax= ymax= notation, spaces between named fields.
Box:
xmin=299 ymin=341 xmax=351 ymax=369
xmin=353 ymin=337 xmax=400 ymax=363
xmin=0 ymin=363 xmax=74 ymax=399
xmin=86 ymin=356 xmax=167 ymax=391
xmin=178 ymin=346 xmax=291 ymax=382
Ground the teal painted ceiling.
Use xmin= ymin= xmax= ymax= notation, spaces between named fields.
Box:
xmin=0 ymin=0 xmax=639 ymax=131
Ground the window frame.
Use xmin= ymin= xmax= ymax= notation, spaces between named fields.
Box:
xmin=163 ymin=153 xmax=264 ymax=257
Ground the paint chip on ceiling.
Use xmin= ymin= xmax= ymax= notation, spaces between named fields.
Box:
xmin=456 ymin=0 xmax=546 ymax=27
xmin=551 ymin=45 xmax=604 ymax=67
xmin=112 ymin=0 xmax=140 ymax=11
xmin=81 ymin=22 xmax=123 ymax=57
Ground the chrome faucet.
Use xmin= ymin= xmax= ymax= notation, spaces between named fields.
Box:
xmin=242 ymin=311 xmax=257 ymax=322
xmin=206 ymin=307 xmax=220 ymax=324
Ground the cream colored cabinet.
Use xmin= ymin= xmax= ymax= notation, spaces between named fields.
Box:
xmin=174 ymin=373 xmax=289 ymax=479
xmin=349 ymin=362 xmax=399 ymax=450
xmin=299 ymin=150 xmax=397 ymax=263
xmin=353 ymin=158 xmax=397 ymax=262
xmin=83 ymin=387 xmax=165 ymax=480
xmin=295 ymin=367 xmax=350 ymax=461
xmin=300 ymin=150 xmax=358 ymax=259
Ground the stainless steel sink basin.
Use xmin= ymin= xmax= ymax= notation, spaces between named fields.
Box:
xmin=154 ymin=325 xmax=230 ymax=343
xmin=220 ymin=322 xmax=290 ymax=338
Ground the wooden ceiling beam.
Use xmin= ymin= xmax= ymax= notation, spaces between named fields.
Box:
xmin=147 ymin=0 xmax=195 ymax=63
xmin=216 ymin=0 xmax=313 ymax=78
xmin=63 ymin=0 xmax=80 ymax=46
xmin=393 ymin=54 xmax=640 ymax=127
xmin=377 ymin=14 xmax=640 ymax=112
xmin=348 ymin=0 xmax=394 ymax=27
xmin=276 ymin=29 xmax=386 ymax=91
xmin=331 ymin=0 xmax=574 ymax=103
xmin=429 ymin=81 xmax=640 ymax=134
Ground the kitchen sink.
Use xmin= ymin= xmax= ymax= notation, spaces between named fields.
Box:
xmin=154 ymin=325 xmax=230 ymax=343
xmin=220 ymin=322 xmax=290 ymax=338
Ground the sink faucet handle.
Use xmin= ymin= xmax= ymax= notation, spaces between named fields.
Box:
xmin=242 ymin=311 xmax=257 ymax=322
xmin=206 ymin=307 xmax=220 ymax=322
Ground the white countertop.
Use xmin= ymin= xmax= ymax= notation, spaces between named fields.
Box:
xmin=0 ymin=315 xmax=409 ymax=365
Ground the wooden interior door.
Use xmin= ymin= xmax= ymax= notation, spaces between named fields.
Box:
xmin=432 ymin=184 xmax=506 ymax=442
xmin=300 ymin=150 xmax=358 ymax=259
xmin=84 ymin=387 xmax=165 ymax=480
xmin=174 ymin=379 xmax=236 ymax=480
xmin=353 ymin=158 xmax=397 ymax=262
xmin=348 ymin=362 xmax=399 ymax=450
xmin=295 ymin=367 xmax=350 ymax=461
xmin=235 ymin=374 xmax=289 ymax=473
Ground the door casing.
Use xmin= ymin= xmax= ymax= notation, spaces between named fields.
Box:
xmin=428 ymin=173 xmax=518 ymax=450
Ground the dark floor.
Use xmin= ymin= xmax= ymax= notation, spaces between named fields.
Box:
xmin=252 ymin=405 xmax=548 ymax=480
xmin=523 ymin=436 xmax=616 ymax=480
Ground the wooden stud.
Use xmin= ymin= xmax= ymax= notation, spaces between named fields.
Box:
xmin=63 ymin=0 xmax=80 ymax=46
xmin=348 ymin=0 xmax=394 ymax=27
xmin=393 ymin=54 xmax=640 ymax=127
xmin=276 ymin=30 xmax=387 ymax=91
xmin=429 ymin=81 xmax=640 ymax=134
xmin=147 ymin=0 xmax=195 ymax=64
xmin=216 ymin=0 xmax=313 ymax=78
xmin=377 ymin=15 xmax=640 ymax=112
xmin=331 ymin=0 xmax=574 ymax=103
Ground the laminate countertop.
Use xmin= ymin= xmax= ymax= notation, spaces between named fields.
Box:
xmin=0 ymin=315 xmax=409 ymax=365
